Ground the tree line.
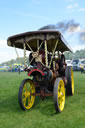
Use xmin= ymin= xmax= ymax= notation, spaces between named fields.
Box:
xmin=64 ymin=48 xmax=85 ymax=60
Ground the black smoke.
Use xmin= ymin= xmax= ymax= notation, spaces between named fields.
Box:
xmin=39 ymin=20 xmax=80 ymax=33
xmin=39 ymin=24 xmax=57 ymax=30
xmin=56 ymin=20 xmax=80 ymax=33
xmin=39 ymin=19 xmax=85 ymax=43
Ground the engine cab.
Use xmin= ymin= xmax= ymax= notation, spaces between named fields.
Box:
xmin=28 ymin=40 xmax=66 ymax=90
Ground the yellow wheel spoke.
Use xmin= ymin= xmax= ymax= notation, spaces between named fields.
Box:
xmin=23 ymin=97 xmax=26 ymax=105
xmin=58 ymin=92 xmax=63 ymax=98
xmin=59 ymin=96 xmax=64 ymax=109
xmin=58 ymin=92 xmax=61 ymax=98
xmin=24 ymin=85 xmax=28 ymax=92
xmin=59 ymin=99 xmax=62 ymax=108
xmin=28 ymin=96 xmax=31 ymax=103
xmin=22 ymin=91 xmax=27 ymax=97
xmin=22 ymin=92 xmax=25 ymax=96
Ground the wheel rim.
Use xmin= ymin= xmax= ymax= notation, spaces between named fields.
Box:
xmin=71 ymin=68 xmax=74 ymax=95
xmin=58 ymin=80 xmax=65 ymax=112
xmin=22 ymin=80 xmax=35 ymax=109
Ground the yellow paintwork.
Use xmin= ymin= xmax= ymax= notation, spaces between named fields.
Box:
xmin=71 ymin=68 xmax=74 ymax=95
xmin=22 ymin=80 xmax=35 ymax=109
xmin=58 ymin=80 xmax=65 ymax=112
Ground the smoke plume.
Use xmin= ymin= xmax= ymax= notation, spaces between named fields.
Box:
xmin=56 ymin=20 xmax=80 ymax=33
xmin=39 ymin=24 xmax=57 ymax=30
xmin=39 ymin=20 xmax=80 ymax=33
xmin=39 ymin=19 xmax=85 ymax=43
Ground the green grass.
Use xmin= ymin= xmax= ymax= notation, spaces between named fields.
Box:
xmin=0 ymin=72 xmax=85 ymax=128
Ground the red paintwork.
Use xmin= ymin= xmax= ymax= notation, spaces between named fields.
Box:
xmin=28 ymin=69 xmax=45 ymax=76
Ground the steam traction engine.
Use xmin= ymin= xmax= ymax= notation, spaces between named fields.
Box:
xmin=7 ymin=30 xmax=74 ymax=113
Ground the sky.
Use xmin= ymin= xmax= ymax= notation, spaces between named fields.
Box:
xmin=0 ymin=0 xmax=85 ymax=64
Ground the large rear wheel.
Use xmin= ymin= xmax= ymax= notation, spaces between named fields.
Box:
xmin=65 ymin=66 xmax=74 ymax=96
xmin=18 ymin=79 xmax=35 ymax=110
xmin=53 ymin=78 xmax=65 ymax=113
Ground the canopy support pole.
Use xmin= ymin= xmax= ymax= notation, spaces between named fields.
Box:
xmin=13 ymin=44 xmax=20 ymax=64
xmin=26 ymin=42 xmax=33 ymax=52
xmin=49 ymin=40 xmax=58 ymax=68
xmin=37 ymin=39 xmax=39 ymax=50
xmin=23 ymin=43 xmax=27 ymax=67
xmin=44 ymin=40 xmax=48 ymax=67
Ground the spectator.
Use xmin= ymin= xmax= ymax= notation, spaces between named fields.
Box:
xmin=18 ymin=66 xmax=21 ymax=74
xmin=80 ymin=64 xmax=84 ymax=74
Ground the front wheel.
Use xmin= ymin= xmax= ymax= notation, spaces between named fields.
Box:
xmin=53 ymin=78 xmax=65 ymax=113
xmin=18 ymin=79 xmax=35 ymax=110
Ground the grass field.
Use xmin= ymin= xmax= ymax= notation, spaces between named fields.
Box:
xmin=0 ymin=72 xmax=85 ymax=128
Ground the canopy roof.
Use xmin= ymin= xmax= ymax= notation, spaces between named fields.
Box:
xmin=7 ymin=30 xmax=73 ymax=52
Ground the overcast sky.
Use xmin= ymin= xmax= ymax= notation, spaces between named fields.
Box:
xmin=0 ymin=0 xmax=85 ymax=64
